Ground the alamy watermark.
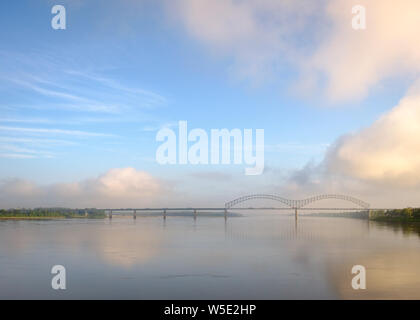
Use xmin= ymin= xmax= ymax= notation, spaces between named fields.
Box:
xmin=155 ymin=121 xmax=264 ymax=175
xmin=51 ymin=265 xmax=66 ymax=290
xmin=51 ymin=5 xmax=66 ymax=30
xmin=351 ymin=265 xmax=366 ymax=290
xmin=352 ymin=5 xmax=366 ymax=30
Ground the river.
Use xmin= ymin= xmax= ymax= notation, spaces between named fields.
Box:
xmin=1 ymin=213 xmax=420 ymax=299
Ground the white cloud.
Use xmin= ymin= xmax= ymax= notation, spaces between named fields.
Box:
xmin=283 ymin=80 xmax=420 ymax=207
xmin=325 ymin=80 xmax=420 ymax=186
xmin=307 ymin=0 xmax=420 ymax=102
xmin=87 ymin=167 xmax=161 ymax=198
xmin=168 ymin=0 xmax=320 ymax=82
xmin=169 ymin=0 xmax=420 ymax=101
xmin=0 ymin=168 xmax=167 ymax=208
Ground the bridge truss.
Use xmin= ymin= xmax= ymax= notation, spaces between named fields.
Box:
xmin=224 ymin=194 xmax=370 ymax=210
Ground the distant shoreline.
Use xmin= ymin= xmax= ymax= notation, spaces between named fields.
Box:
xmin=0 ymin=208 xmax=242 ymax=220
xmin=289 ymin=209 xmax=420 ymax=223
xmin=0 ymin=208 xmax=106 ymax=220
xmin=1 ymin=208 xmax=420 ymax=222
xmin=370 ymin=216 xmax=420 ymax=223
xmin=0 ymin=216 xmax=104 ymax=220
xmin=369 ymin=208 xmax=420 ymax=223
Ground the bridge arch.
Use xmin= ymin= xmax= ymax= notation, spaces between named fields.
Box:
xmin=225 ymin=194 xmax=370 ymax=209
xmin=298 ymin=194 xmax=370 ymax=209
xmin=225 ymin=194 xmax=294 ymax=209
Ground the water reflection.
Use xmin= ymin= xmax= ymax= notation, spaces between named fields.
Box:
xmin=0 ymin=214 xmax=419 ymax=299
xmin=372 ymin=220 xmax=420 ymax=239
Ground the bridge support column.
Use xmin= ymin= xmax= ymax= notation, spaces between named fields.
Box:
xmin=194 ymin=209 xmax=197 ymax=220
xmin=224 ymin=209 xmax=227 ymax=220
xmin=163 ymin=209 xmax=166 ymax=220
xmin=109 ymin=210 xmax=112 ymax=219
xmin=133 ymin=209 xmax=136 ymax=220
xmin=295 ymin=208 xmax=298 ymax=220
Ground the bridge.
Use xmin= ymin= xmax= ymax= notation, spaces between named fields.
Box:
xmin=103 ymin=193 xmax=372 ymax=220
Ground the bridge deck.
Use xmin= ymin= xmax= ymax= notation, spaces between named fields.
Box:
xmin=104 ymin=207 xmax=385 ymax=211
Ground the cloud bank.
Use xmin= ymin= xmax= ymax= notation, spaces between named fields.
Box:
xmin=169 ymin=0 xmax=420 ymax=101
xmin=0 ymin=168 xmax=165 ymax=208
xmin=285 ymin=81 xmax=420 ymax=207
xmin=169 ymin=0 xmax=321 ymax=83
xmin=325 ymin=81 xmax=420 ymax=186
xmin=309 ymin=0 xmax=420 ymax=101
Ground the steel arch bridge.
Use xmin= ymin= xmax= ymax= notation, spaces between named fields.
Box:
xmin=224 ymin=194 xmax=370 ymax=209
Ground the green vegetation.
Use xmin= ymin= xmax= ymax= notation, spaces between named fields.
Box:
xmin=0 ymin=208 xmax=106 ymax=219
xmin=370 ymin=208 xmax=420 ymax=222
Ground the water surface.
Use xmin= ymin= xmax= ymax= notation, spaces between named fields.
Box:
xmin=1 ymin=213 xmax=420 ymax=299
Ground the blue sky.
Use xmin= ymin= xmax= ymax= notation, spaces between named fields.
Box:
xmin=1 ymin=0 xmax=419 ymax=208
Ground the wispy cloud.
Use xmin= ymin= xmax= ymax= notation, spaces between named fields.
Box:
xmin=7 ymin=78 xmax=122 ymax=113
xmin=141 ymin=121 xmax=178 ymax=132
xmin=0 ymin=118 xmax=53 ymax=124
xmin=189 ymin=171 xmax=232 ymax=181
xmin=0 ymin=114 xmax=149 ymax=125
xmin=1 ymin=51 xmax=167 ymax=115
xmin=64 ymin=70 xmax=167 ymax=106
xmin=0 ymin=153 xmax=38 ymax=159
xmin=265 ymin=142 xmax=330 ymax=154
xmin=0 ymin=126 xmax=114 ymax=137
xmin=0 ymin=137 xmax=78 ymax=146
xmin=0 ymin=144 xmax=54 ymax=159
xmin=0 ymin=137 xmax=79 ymax=160
xmin=9 ymin=78 xmax=90 ymax=102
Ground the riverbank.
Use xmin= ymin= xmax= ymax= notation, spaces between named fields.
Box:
xmin=370 ymin=208 xmax=420 ymax=222
xmin=0 ymin=216 xmax=104 ymax=220
xmin=0 ymin=208 xmax=106 ymax=220
xmin=282 ymin=208 xmax=420 ymax=223
xmin=2 ymin=207 xmax=420 ymax=222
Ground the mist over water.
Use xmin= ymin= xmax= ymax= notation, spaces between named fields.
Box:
xmin=1 ymin=213 xmax=420 ymax=299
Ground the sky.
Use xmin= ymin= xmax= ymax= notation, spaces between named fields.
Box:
xmin=0 ymin=0 xmax=420 ymax=208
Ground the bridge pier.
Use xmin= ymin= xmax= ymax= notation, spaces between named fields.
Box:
xmin=194 ymin=209 xmax=197 ymax=220
xmin=295 ymin=208 xmax=298 ymax=220
xmin=163 ymin=209 xmax=166 ymax=220
xmin=133 ymin=209 xmax=136 ymax=220
xmin=108 ymin=210 xmax=112 ymax=219
xmin=224 ymin=209 xmax=227 ymax=220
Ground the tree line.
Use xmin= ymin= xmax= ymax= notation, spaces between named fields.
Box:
xmin=0 ymin=208 xmax=106 ymax=218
